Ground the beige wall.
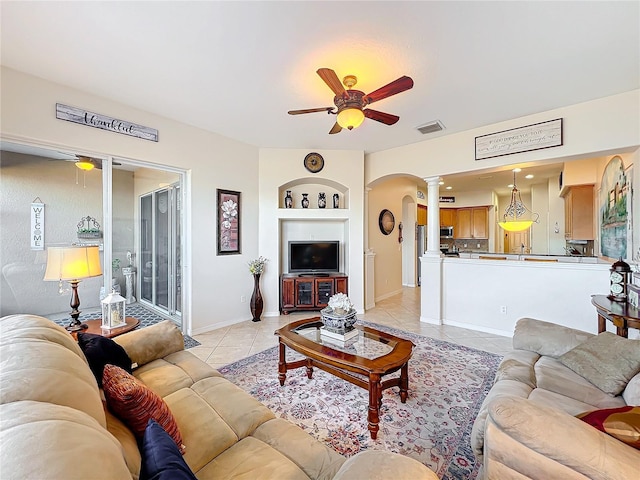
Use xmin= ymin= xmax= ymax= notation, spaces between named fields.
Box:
xmin=1 ymin=67 xmax=259 ymax=334
xmin=257 ymin=148 xmax=365 ymax=315
xmin=368 ymin=176 xmax=419 ymax=301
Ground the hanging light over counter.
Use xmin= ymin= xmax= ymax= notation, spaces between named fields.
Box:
xmin=498 ymin=169 xmax=539 ymax=232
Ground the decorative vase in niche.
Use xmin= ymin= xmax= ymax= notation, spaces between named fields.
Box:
xmin=284 ymin=190 xmax=293 ymax=209
xmin=318 ymin=192 xmax=326 ymax=208
xmin=301 ymin=193 xmax=310 ymax=209
xmin=250 ymin=273 xmax=263 ymax=322
xmin=333 ymin=193 xmax=339 ymax=209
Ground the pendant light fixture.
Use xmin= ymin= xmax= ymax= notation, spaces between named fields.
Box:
xmin=498 ymin=169 xmax=539 ymax=232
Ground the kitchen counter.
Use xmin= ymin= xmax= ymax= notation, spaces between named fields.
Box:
xmin=455 ymin=252 xmax=601 ymax=263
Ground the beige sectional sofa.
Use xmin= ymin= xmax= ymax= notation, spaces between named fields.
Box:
xmin=0 ymin=314 xmax=436 ymax=480
xmin=471 ymin=317 xmax=640 ymax=479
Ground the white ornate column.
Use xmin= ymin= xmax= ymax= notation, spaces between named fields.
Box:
xmin=424 ymin=176 xmax=441 ymax=255
xmin=420 ymin=176 xmax=444 ymax=324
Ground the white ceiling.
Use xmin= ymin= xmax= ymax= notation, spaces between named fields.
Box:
xmin=1 ymin=1 xmax=638 ymax=157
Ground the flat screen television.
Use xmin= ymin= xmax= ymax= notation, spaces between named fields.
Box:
xmin=288 ymin=241 xmax=339 ymax=273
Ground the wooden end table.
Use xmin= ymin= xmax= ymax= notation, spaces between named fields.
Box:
xmin=73 ymin=316 xmax=140 ymax=339
xmin=591 ymin=295 xmax=640 ymax=338
xmin=275 ymin=317 xmax=414 ymax=440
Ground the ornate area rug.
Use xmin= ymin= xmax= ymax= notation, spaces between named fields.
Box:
xmin=218 ymin=322 xmax=502 ymax=479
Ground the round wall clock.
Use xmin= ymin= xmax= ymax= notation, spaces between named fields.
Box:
xmin=304 ymin=152 xmax=324 ymax=173
xmin=378 ymin=209 xmax=395 ymax=235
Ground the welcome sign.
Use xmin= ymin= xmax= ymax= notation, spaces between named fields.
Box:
xmin=56 ymin=103 xmax=158 ymax=142
xmin=31 ymin=202 xmax=44 ymax=250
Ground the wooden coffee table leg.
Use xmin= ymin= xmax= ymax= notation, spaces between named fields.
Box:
xmin=278 ymin=341 xmax=287 ymax=386
xmin=368 ymin=374 xmax=381 ymax=440
xmin=399 ymin=362 xmax=409 ymax=403
xmin=305 ymin=359 xmax=314 ymax=379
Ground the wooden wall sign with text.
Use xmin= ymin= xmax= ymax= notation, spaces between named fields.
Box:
xmin=56 ymin=103 xmax=158 ymax=142
xmin=475 ymin=118 xmax=562 ymax=160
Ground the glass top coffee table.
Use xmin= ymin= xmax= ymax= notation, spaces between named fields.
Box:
xmin=275 ymin=317 xmax=414 ymax=439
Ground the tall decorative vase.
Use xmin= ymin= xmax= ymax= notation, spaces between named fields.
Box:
xmin=250 ymin=273 xmax=263 ymax=322
xmin=301 ymin=193 xmax=310 ymax=209
xmin=318 ymin=192 xmax=326 ymax=208
xmin=284 ymin=190 xmax=293 ymax=209
xmin=332 ymin=193 xmax=339 ymax=209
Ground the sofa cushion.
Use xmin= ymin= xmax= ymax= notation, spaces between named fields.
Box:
xmin=529 ymin=387 xmax=625 ymax=416
xmin=0 ymin=340 xmax=106 ymax=428
xmin=513 ymin=317 xmax=593 ymax=357
xmin=133 ymin=350 xmax=223 ymax=398
xmin=493 ymin=350 xmax=539 ymax=388
xmin=104 ymin=406 xmax=142 ymax=479
xmin=534 ymin=356 xmax=624 ymax=408
xmin=103 ymin=364 xmax=185 ymax=453
xmin=0 ymin=400 xmax=131 ymax=480
xmin=194 ymin=436 xmax=310 ymax=480
xmin=141 ymin=419 xmax=197 ymax=480
xmin=78 ymin=332 xmax=132 ymax=387
xmin=0 ymin=314 xmax=86 ymax=361
xmin=114 ymin=320 xmax=184 ymax=367
xmin=577 ymin=406 xmax=640 ymax=449
xmin=558 ymin=332 xmax=640 ymax=395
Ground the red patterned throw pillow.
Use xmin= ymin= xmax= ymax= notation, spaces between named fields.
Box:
xmin=102 ymin=364 xmax=185 ymax=454
xmin=577 ymin=406 xmax=640 ymax=450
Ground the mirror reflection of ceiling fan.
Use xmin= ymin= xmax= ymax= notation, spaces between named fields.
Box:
xmin=288 ymin=68 xmax=414 ymax=134
xmin=51 ymin=154 xmax=121 ymax=171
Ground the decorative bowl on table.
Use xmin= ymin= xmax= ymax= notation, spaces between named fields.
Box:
xmin=320 ymin=307 xmax=357 ymax=333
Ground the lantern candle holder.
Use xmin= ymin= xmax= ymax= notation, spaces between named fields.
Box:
xmin=101 ymin=289 xmax=127 ymax=329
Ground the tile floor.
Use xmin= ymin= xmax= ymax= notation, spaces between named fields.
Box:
xmin=191 ymin=287 xmax=514 ymax=370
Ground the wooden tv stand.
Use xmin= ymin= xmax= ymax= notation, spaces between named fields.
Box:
xmin=280 ymin=273 xmax=348 ymax=314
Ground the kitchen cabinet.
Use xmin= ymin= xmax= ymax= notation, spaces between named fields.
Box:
xmin=440 ymin=209 xmax=456 ymax=227
xmin=280 ymin=274 xmax=348 ymax=314
xmin=455 ymin=207 xmax=488 ymax=239
xmin=417 ymin=205 xmax=427 ymax=225
xmin=563 ymin=185 xmax=594 ymax=240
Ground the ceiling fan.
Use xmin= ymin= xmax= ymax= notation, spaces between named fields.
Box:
xmin=288 ymin=68 xmax=414 ymax=134
xmin=50 ymin=154 xmax=120 ymax=171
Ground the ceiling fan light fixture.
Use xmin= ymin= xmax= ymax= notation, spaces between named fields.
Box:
xmin=75 ymin=158 xmax=95 ymax=171
xmin=336 ymin=107 xmax=365 ymax=130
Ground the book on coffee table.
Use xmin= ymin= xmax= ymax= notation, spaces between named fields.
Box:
xmin=320 ymin=326 xmax=359 ymax=341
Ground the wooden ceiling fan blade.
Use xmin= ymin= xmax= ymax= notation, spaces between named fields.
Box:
xmin=364 ymin=109 xmax=400 ymax=125
xmin=328 ymin=122 xmax=343 ymax=134
xmin=288 ymin=107 xmax=334 ymax=115
xmin=363 ymin=76 xmax=414 ymax=104
xmin=317 ymin=68 xmax=346 ymax=96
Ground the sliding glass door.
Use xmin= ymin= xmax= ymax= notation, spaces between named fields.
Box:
xmin=140 ymin=184 xmax=181 ymax=320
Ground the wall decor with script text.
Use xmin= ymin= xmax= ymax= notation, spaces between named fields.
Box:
xmin=439 ymin=196 xmax=455 ymax=203
xmin=30 ymin=199 xmax=45 ymax=250
xmin=56 ymin=104 xmax=159 ymax=142
xmin=475 ymin=118 xmax=562 ymax=160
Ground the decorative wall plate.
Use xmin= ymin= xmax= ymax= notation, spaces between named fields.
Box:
xmin=378 ymin=209 xmax=395 ymax=235
xmin=304 ymin=152 xmax=324 ymax=173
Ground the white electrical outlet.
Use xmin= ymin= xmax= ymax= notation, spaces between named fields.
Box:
xmin=500 ymin=306 xmax=507 ymax=314
xmin=240 ymin=295 xmax=246 ymax=303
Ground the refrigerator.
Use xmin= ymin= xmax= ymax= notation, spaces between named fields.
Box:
xmin=416 ymin=225 xmax=427 ymax=286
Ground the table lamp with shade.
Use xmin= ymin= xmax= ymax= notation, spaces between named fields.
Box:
xmin=43 ymin=245 xmax=102 ymax=332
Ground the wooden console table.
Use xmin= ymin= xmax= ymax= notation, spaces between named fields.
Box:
xmin=591 ymin=295 xmax=640 ymax=338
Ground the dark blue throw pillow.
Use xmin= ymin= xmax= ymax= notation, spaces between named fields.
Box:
xmin=141 ymin=419 xmax=196 ymax=480
xmin=77 ymin=332 xmax=132 ymax=387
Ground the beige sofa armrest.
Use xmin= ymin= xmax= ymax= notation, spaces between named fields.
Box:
xmin=485 ymin=396 xmax=640 ymax=480
xmin=513 ymin=317 xmax=593 ymax=357
xmin=332 ymin=450 xmax=438 ymax=480
xmin=113 ymin=320 xmax=184 ymax=367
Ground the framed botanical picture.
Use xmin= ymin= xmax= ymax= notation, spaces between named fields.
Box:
xmin=217 ymin=189 xmax=241 ymax=255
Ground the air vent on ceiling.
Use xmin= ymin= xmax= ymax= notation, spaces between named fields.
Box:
xmin=416 ymin=120 xmax=445 ymax=135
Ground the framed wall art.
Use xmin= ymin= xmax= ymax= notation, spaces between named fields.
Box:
xmin=217 ymin=189 xmax=241 ymax=255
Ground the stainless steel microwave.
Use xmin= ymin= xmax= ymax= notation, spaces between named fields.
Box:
xmin=440 ymin=226 xmax=454 ymax=238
